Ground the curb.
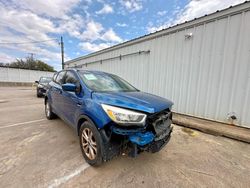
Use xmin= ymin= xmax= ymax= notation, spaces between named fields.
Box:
xmin=172 ymin=113 xmax=250 ymax=143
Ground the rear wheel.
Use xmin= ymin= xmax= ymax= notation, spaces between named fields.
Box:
xmin=79 ymin=121 xmax=104 ymax=166
xmin=45 ymin=100 xmax=56 ymax=120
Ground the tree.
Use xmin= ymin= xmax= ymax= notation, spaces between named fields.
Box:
xmin=1 ymin=57 xmax=55 ymax=72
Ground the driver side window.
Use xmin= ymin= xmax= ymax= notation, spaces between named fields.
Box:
xmin=65 ymin=71 xmax=79 ymax=85
xmin=55 ymin=71 xmax=66 ymax=85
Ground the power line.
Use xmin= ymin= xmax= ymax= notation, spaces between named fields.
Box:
xmin=0 ymin=38 xmax=58 ymax=45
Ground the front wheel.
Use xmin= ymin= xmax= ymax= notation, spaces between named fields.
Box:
xmin=79 ymin=121 xmax=104 ymax=166
xmin=37 ymin=90 xmax=42 ymax=98
xmin=45 ymin=100 xmax=56 ymax=120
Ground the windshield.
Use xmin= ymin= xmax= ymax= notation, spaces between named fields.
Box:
xmin=78 ymin=71 xmax=138 ymax=92
xmin=39 ymin=77 xmax=52 ymax=84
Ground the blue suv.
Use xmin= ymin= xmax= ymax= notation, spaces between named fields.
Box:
xmin=45 ymin=69 xmax=173 ymax=166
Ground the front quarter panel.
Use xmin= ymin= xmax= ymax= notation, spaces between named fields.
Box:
xmin=78 ymin=98 xmax=111 ymax=129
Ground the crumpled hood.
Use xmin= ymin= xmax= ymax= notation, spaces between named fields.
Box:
xmin=92 ymin=91 xmax=173 ymax=114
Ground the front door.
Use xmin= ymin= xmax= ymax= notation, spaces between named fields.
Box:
xmin=60 ymin=70 xmax=83 ymax=127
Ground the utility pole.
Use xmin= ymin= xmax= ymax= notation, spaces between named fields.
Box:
xmin=28 ymin=53 xmax=35 ymax=70
xmin=60 ymin=36 xmax=64 ymax=69
xmin=28 ymin=53 xmax=35 ymax=60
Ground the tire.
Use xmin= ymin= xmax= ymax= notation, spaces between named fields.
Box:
xmin=79 ymin=121 xmax=104 ymax=166
xmin=37 ymin=91 xmax=42 ymax=98
xmin=45 ymin=100 xmax=57 ymax=120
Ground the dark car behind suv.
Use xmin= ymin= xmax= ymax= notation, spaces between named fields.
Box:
xmin=45 ymin=69 xmax=173 ymax=166
xmin=35 ymin=76 xmax=52 ymax=97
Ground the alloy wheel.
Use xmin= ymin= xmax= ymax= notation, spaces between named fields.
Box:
xmin=46 ymin=102 xmax=50 ymax=117
xmin=81 ymin=128 xmax=97 ymax=160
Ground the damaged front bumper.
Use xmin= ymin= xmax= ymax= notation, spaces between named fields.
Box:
xmin=110 ymin=110 xmax=173 ymax=156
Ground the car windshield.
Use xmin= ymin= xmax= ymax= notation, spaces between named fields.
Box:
xmin=78 ymin=71 xmax=138 ymax=92
xmin=39 ymin=77 xmax=52 ymax=84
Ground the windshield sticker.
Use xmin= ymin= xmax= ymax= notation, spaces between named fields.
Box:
xmin=84 ymin=74 xmax=97 ymax=80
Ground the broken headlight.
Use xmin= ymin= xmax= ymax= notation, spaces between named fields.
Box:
xmin=101 ymin=104 xmax=147 ymax=126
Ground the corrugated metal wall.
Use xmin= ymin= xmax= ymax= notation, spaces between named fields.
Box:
xmin=67 ymin=4 xmax=250 ymax=128
xmin=0 ymin=67 xmax=54 ymax=83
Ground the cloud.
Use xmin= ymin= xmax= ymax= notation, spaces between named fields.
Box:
xmin=175 ymin=0 xmax=245 ymax=24
xmin=147 ymin=0 xmax=245 ymax=33
xmin=147 ymin=25 xmax=169 ymax=33
xmin=78 ymin=20 xmax=122 ymax=43
xmin=119 ymin=0 xmax=143 ymax=12
xmin=10 ymin=0 xmax=82 ymax=18
xmin=79 ymin=20 xmax=104 ymax=41
xmin=116 ymin=23 xmax=128 ymax=27
xmin=79 ymin=42 xmax=111 ymax=52
xmin=157 ymin=10 xmax=167 ymax=16
xmin=0 ymin=0 xmax=122 ymax=67
xmin=96 ymin=4 xmax=113 ymax=14
xmin=59 ymin=14 xmax=87 ymax=39
xmin=0 ymin=52 xmax=16 ymax=63
xmin=0 ymin=7 xmax=58 ymax=46
xmin=102 ymin=29 xmax=123 ymax=42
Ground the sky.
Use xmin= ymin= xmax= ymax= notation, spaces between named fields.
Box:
xmin=0 ymin=0 xmax=246 ymax=70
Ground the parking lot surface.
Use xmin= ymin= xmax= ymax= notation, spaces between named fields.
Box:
xmin=0 ymin=87 xmax=250 ymax=188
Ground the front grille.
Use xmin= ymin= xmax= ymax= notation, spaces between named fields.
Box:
xmin=147 ymin=109 xmax=172 ymax=138
xmin=147 ymin=108 xmax=172 ymax=124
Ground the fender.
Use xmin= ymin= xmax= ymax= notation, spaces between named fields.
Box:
xmin=77 ymin=114 xmax=99 ymax=135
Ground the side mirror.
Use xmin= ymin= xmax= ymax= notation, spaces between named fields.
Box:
xmin=35 ymin=81 xmax=39 ymax=84
xmin=62 ymin=83 xmax=76 ymax=92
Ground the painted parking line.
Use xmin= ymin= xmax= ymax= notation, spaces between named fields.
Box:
xmin=48 ymin=163 xmax=90 ymax=188
xmin=0 ymin=119 xmax=47 ymax=129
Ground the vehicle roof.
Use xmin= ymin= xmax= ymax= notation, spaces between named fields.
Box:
xmin=40 ymin=76 xmax=52 ymax=78
xmin=64 ymin=68 xmax=110 ymax=75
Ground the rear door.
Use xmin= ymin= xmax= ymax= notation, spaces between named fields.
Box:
xmin=60 ymin=70 xmax=83 ymax=127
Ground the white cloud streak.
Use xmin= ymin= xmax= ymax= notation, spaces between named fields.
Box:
xmin=79 ymin=42 xmax=111 ymax=52
xmin=157 ymin=10 xmax=167 ymax=16
xmin=119 ymin=0 xmax=143 ymax=12
xmin=147 ymin=0 xmax=245 ymax=33
xmin=175 ymin=0 xmax=245 ymax=24
xmin=78 ymin=21 xmax=122 ymax=43
xmin=96 ymin=4 xmax=113 ymax=14
xmin=0 ymin=52 xmax=17 ymax=63
xmin=116 ymin=23 xmax=128 ymax=27
xmin=11 ymin=0 xmax=82 ymax=18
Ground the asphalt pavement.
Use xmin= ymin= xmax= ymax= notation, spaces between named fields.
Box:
xmin=0 ymin=87 xmax=249 ymax=188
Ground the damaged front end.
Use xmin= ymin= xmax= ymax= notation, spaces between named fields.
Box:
xmin=100 ymin=109 xmax=173 ymax=160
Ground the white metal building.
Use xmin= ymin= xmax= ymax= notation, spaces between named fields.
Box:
xmin=65 ymin=2 xmax=250 ymax=128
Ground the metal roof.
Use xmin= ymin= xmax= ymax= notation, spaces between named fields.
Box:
xmin=65 ymin=1 xmax=250 ymax=65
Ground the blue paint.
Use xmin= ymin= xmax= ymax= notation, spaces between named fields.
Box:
xmin=92 ymin=91 xmax=173 ymax=114
xmin=62 ymin=83 xmax=76 ymax=92
xmin=129 ymin=132 xmax=155 ymax=146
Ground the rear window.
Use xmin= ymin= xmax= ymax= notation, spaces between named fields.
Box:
xmin=39 ymin=77 xmax=52 ymax=84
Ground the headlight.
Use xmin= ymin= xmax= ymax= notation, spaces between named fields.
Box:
xmin=101 ymin=104 xmax=147 ymax=126
xmin=38 ymin=84 xmax=44 ymax=88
